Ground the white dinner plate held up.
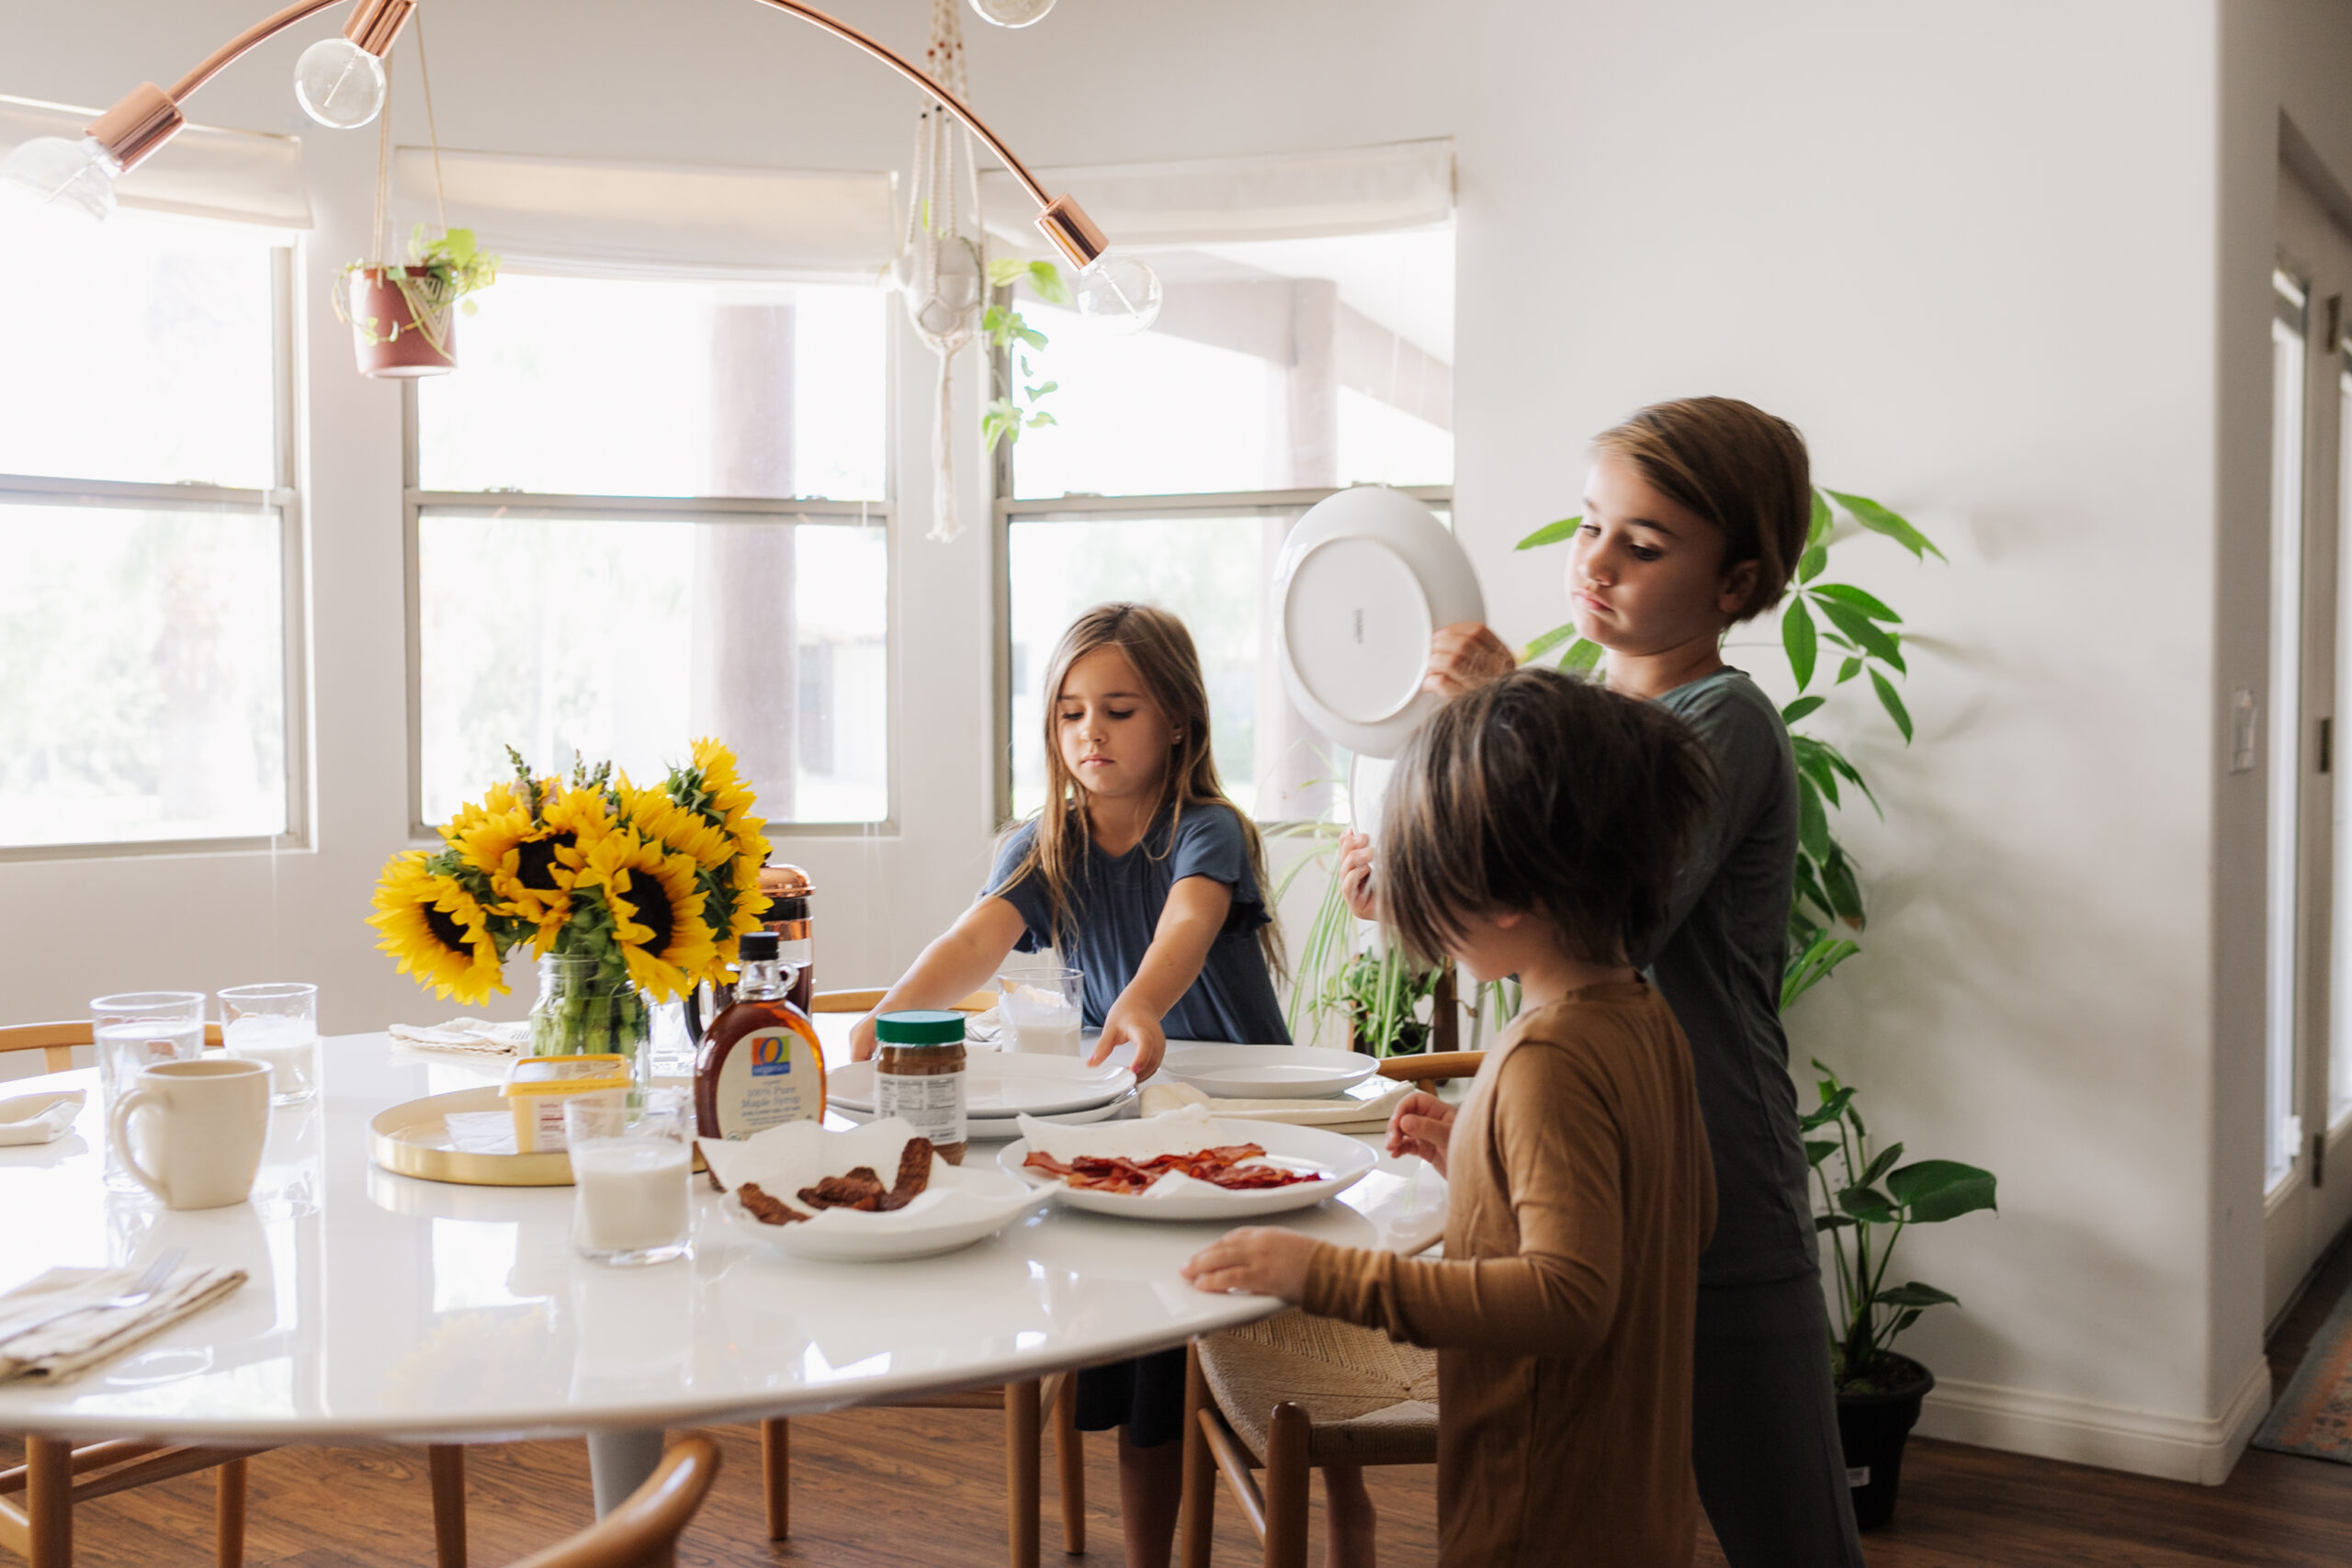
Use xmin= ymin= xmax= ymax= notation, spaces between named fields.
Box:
xmin=1000 ymin=1109 xmax=1375 ymax=1222
xmin=704 ymin=1118 xmax=1050 ymax=1262
xmin=829 ymin=1054 xmax=1134 ymax=1117
xmin=1159 ymin=1044 xmax=1380 ymax=1100
xmin=1271 ymin=486 xmax=1486 ymax=759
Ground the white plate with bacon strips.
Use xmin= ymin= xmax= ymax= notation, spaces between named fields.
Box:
xmin=999 ymin=1105 xmax=1375 ymax=1221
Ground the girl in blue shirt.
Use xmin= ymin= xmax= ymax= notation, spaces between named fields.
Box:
xmin=853 ymin=600 xmax=1286 ymax=1568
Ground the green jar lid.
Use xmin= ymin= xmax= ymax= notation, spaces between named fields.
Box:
xmin=876 ymin=1010 xmax=966 ymax=1045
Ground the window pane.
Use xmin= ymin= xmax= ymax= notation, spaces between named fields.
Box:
xmin=1011 ymin=226 xmax=1453 ymax=500
xmin=417 ymin=276 xmax=887 ymax=500
xmin=0 ymin=499 xmax=287 ymax=847
xmin=418 ymin=510 xmax=888 ymax=826
xmin=0 ymin=212 xmax=277 ymax=488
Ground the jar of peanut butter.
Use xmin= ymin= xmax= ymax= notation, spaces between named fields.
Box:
xmin=873 ymin=1010 xmax=967 ymax=1166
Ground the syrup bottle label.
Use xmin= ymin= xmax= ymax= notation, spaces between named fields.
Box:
xmin=712 ymin=1025 xmax=823 ymax=1137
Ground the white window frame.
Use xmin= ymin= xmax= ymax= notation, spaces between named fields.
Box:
xmin=398 ymin=357 xmax=901 ymax=841
xmin=0 ymin=240 xmax=309 ymax=863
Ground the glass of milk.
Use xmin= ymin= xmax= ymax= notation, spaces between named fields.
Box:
xmin=566 ymin=1090 xmax=693 ymax=1267
xmin=1001 ymin=967 xmax=1084 ymax=1055
xmin=218 ymin=983 xmax=320 ymax=1106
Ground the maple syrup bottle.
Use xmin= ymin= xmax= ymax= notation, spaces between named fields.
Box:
xmin=694 ymin=931 xmax=826 ymax=1140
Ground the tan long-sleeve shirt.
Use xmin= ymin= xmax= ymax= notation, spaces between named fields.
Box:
xmin=1302 ymin=981 xmax=1716 ymax=1566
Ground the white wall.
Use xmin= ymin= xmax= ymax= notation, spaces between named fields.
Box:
xmin=6 ymin=0 xmax=2346 ymax=1483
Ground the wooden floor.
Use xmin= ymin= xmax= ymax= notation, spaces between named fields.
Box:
xmin=15 ymin=1241 xmax=2352 ymax=1568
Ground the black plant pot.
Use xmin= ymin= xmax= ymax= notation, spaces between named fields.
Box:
xmin=1836 ymin=1354 xmax=1934 ymax=1531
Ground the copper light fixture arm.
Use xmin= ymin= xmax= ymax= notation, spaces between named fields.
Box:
xmin=167 ymin=0 xmax=351 ymax=102
xmin=77 ymin=0 xmax=1112 ymax=268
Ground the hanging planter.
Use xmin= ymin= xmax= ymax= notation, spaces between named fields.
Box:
xmin=335 ymin=227 xmax=495 ymax=379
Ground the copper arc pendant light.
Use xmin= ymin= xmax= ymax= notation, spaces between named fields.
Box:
xmin=0 ymin=0 xmax=1161 ymax=330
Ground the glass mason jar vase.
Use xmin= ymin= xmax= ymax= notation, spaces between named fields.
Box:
xmin=529 ymin=953 xmax=651 ymax=1087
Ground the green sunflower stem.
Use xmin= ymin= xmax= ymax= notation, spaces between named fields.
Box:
xmin=528 ymin=952 xmax=650 ymax=1088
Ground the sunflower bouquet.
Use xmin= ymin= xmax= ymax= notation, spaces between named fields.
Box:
xmin=369 ymin=739 xmax=771 ymax=1065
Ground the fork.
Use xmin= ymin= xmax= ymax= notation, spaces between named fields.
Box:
xmin=1 ymin=1247 xmax=184 ymax=1342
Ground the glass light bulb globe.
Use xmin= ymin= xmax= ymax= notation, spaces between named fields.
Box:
xmin=295 ymin=38 xmax=388 ymax=129
xmin=0 ymin=135 xmax=121 ymax=223
xmin=969 ymin=0 xmax=1056 ymax=27
xmin=1073 ymin=253 xmax=1163 ymax=335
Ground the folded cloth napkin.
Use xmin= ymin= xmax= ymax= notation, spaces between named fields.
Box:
xmin=0 ymin=1264 xmax=246 ymax=1384
xmin=390 ymin=1019 xmax=530 ymax=1055
xmin=1140 ymin=1079 xmax=1414 ymax=1133
xmin=0 ymin=1090 xmax=85 ymax=1147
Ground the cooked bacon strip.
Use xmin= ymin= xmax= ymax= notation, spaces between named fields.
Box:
xmin=878 ymin=1137 xmax=935 ymax=1212
xmin=737 ymin=1181 xmax=808 ymax=1225
xmin=1023 ymin=1141 xmax=1325 ymax=1196
xmin=800 ymin=1166 xmax=888 ymax=1211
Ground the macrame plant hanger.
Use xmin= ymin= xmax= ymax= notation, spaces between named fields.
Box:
xmin=358 ymin=14 xmax=456 ymax=367
xmin=893 ymin=0 xmax=987 ymax=542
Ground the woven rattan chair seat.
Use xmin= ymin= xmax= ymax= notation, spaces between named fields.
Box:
xmin=1198 ymin=1309 xmax=1439 ymax=1466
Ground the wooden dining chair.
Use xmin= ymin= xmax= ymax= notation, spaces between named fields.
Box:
xmin=0 ymin=1021 xmax=224 ymax=1075
xmin=1174 ymin=1048 xmax=1480 ymax=1568
xmin=503 ymin=1435 xmax=718 ymax=1568
xmin=1 ymin=1020 xmax=251 ymax=1568
xmin=727 ymin=987 xmax=1084 ymax=1566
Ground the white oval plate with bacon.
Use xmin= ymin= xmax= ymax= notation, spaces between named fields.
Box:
xmin=999 ymin=1106 xmax=1376 ymax=1221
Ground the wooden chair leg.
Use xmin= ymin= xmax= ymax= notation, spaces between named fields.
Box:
xmin=426 ymin=1445 xmax=466 ymax=1568
xmin=214 ymin=1456 xmax=247 ymax=1568
xmin=1005 ymin=1379 xmax=1041 ymax=1568
xmin=26 ymin=1438 xmax=70 ymax=1568
xmin=759 ymin=1418 xmax=789 ymax=1540
xmin=1179 ymin=1343 xmax=1215 ymax=1568
xmin=1050 ymin=1374 xmax=1084 ymax=1555
xmin=1262 ymin=1404 xmax=1311 ymax=1568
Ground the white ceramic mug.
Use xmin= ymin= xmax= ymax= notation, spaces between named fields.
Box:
xmin=107 ymin=1058 xmax=270 ymax=1210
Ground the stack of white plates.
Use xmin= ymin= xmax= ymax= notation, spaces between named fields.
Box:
xmin=828 ymin=1055 xmax=1137 ymax=1140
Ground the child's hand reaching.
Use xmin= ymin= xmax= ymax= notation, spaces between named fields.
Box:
xmin=1386 ymin=1091 xmax=1456 ymax=1177
xmin=1181 ymin=1226 xmax=1320 ymax=1302
xmin=1422 ymin=622 xmax=1518 ymax=698
xmin=1092 ymin=998 xmax=1166 ymax=1082
xmin=1337 ymin=830 xmax=1377 ymax=921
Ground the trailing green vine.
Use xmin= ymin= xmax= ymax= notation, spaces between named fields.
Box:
xmin=983 ymin=256 xmax=1067 ymax=453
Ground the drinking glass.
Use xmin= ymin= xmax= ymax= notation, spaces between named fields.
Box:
xmin=90 ymin=991 xmax=207 ymax=1194
xmin=565 ymin=1089 xmax=693 ymax=1267
xmin=219 ymin=982 xmax=320 ymax=1107
xmin=1000 ymin=967 xmax=1084 ymax=1054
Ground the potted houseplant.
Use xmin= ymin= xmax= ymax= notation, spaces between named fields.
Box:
xmin=1803 ymin=1058 xmax=1997 ymax=1529
xmin=336 ymin=222 xmax=498 ymax=378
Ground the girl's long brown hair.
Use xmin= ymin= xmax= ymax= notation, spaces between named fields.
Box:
xmin=994 ymin=603 xmax=1283 ymax=977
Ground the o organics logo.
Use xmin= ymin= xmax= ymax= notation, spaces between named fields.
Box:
xmin=750 ymin=1032 xmax=794 ymax=1077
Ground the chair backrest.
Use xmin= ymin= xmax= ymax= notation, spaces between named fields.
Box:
xmin=1374 ymin=1051 xmax=1485 ymax=1097
xmin=504 ymin=1435 xmax=719 ymax=1568
xmin=0 ymin=1021 xmax=225 ymax=1075
xmin=809 ymin=988 xmax=999 ymax=1015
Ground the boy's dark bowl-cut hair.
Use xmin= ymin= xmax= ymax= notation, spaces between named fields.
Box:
xmin=1379 ymin=667 xmax=1715 ymax=968
xmin=1593 ymin=395 xmax=1812 ymax=623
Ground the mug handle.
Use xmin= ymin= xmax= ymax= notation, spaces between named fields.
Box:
xmin=107 ymin=1087 xmax=169 ymax=1201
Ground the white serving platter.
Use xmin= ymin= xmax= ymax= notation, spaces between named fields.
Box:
xmin=715 ymin=1170 xmax=1049 ymax=1262
xmin=1271 ymin=486 xmax=1486 ymax=759
xmin=1158 ymin=1044 xmax=1381 ymax=1100
xmin=829 ymin=1054 xmax=1134 ymax=1117
xmin=999 ymin=1118 xmax=1375 ymax=1222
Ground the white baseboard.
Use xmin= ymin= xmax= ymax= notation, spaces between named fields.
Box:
xmin=1911 ymin=1357 xmax=2272 ymax=1484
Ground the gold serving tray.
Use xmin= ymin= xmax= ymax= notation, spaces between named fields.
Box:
xmin=368 ymin=1083 xmax=705 ymax=1188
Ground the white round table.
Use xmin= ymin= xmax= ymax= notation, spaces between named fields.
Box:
xmin=0 ymin=1025 xmax=1441 ymax=1517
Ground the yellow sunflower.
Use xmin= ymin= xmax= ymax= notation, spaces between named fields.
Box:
xmin=436 ymin=778 xmax=547 ymax=848
xmin=571 ymin=829 xmax=717 ymax=1002
xmin=368 ymin=851 xmax=506 ymax=1004
xmin=688 ymin=738 xmax=761 ymax=837
xmin=619 ymin=777 xmax=732 ymax=871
